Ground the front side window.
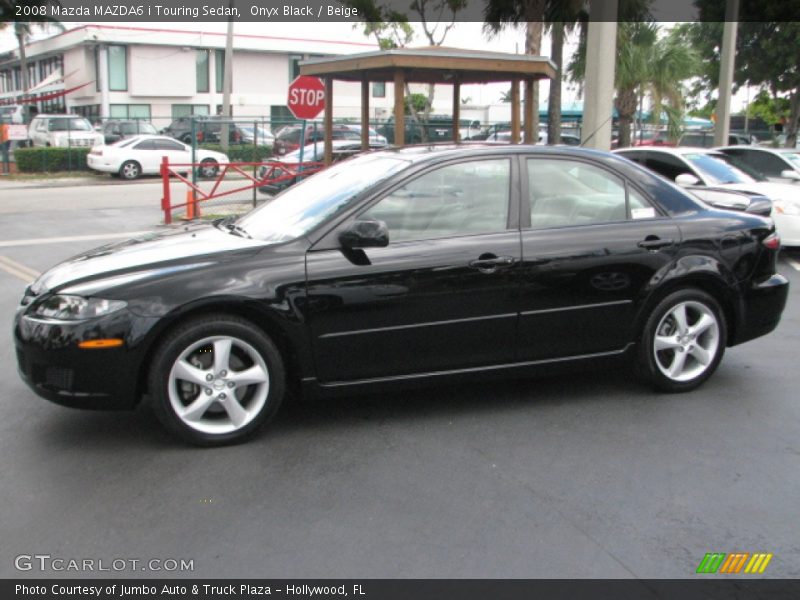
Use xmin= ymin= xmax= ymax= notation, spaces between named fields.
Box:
xmin=527 ymin=158 xmax=649 ymax=228
xmin=362 ymin=159 xmax=511 ymax=243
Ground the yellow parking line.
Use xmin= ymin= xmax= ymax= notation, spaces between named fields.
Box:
xmin=0 ymin=255 xmax=41 ymax=284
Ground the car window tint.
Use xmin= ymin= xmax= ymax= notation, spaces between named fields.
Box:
xmin=155 ymin=139 xmax=186 ymax=151
xmin=362 ymin=159 xmax=511 ymax=243
xmin=741 ymin=150 xmax=789 ymax=177
xmin=133 ymin=140 xmax=156 ymax=150
xmin=644 ymin=153 xmax=690 ymax=182
xmin=527 ymin=159 xmax=629 ymax=228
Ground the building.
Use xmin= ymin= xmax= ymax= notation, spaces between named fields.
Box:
xmin=0 ymin=24 xmax=402 ymax=129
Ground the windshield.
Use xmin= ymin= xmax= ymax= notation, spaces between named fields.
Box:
xmin=120 ymin=122 xmax=157 ymax=135
xmin=712 ymin=153 xmax=767 ymax=181
xmin=236 ymin=154 xmax=408 ymax=242
xmin=783 ymin=152 xmax=800 ymax=167
xmin=48 ymin=118 xmax=92 ymax=132
xmin=683 ymin=152 xmax=755 ymax=184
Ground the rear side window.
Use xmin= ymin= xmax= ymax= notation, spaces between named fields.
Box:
xmin=644 ymin=154 xmax=690 ymax=182
xmin=527 ymin=158 xmax=655 ymax=228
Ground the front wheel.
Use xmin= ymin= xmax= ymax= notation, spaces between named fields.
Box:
xmin=199 ymin=158 xmax=219 ymax=178
xmin=637 ymin=289 xmax=727 ymax=392
xmin=149 ymin=315 xmax=286 ymax=446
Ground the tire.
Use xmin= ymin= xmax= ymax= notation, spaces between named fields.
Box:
xmin=199 ymin=158 xmax=219 ymax=178
xmin=149 ymin=315 xmax=286 ymax=446
xmin=637 ymin=288 xmax=727 ymax=392
xmin=119 ymin=160 xmax=141 ymax=180
xmin=180 ymin=134 xmax=193 ymax=144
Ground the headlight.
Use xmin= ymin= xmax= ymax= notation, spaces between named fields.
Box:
xmin=773 ymin=201 xmax=800 ymax=216
xmin=34 ymin=295 xmax=127 ymax=320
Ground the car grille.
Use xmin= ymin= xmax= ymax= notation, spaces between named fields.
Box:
xmin=68 ymin=139 xmax=95 ymax=147
xmin=32 ymin=364 xmax=75 ymax=391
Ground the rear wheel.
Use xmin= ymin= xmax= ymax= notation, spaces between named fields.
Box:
xmin=637 ymin=289 xmax=726 ymax=392
xmin=149 ymin=315 xmax=286 ymax=446
xmin=119 ymin=160 xmax=141 ymax=180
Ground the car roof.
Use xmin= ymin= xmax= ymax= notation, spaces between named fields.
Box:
xmin=113 ymin=134 xmax=183 ymax=144
xmin=615 ymin=146 xmax=720 ymax=157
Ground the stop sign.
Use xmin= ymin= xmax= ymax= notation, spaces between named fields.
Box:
xmin=287 ymin=76 xmax=325 ymax=120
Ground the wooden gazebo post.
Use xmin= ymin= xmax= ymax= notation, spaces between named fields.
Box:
xmin=360 ymin=75 xmax=370 ymax=151
xmin=452 ymin=81 xmax=461 ymax=143
xmin=523 ymin=78 xmax=535 ymax=144
xmin=510 ymin=78 xmax=521 ymax=144
xmin=324 ymin=77 xmax=333 ymax=165
xmin=394 ymin=70 xmax=405 ymax=146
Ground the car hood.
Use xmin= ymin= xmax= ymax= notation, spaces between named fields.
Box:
xmin=721 ymin=182 xmax=800 ymax=204
xmin=31 ymin=224 xmax=267 ymax=294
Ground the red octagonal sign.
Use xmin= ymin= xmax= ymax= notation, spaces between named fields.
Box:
xmin=287 ymin=76 xmax=326 ymax=120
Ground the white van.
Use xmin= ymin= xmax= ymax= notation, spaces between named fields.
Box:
xmin=0 ymin=105 xmax=24 ymax=124
xmin=28 ymin=114 xmax=104 ymax=148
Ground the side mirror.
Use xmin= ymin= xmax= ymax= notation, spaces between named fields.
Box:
xmin=780 ymin=169 xmax=800 ymax=181
xmin=675 ymin=172 xmax=701 ymax=187
xmin=339 ymin=219 xmax=389 ymax=249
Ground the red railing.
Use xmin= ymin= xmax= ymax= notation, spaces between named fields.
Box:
xmin=160 ymin=156 xmax=324 ymax=224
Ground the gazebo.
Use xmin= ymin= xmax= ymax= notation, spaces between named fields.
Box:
xmin=299 ymin=46 xmax=557 ymax=165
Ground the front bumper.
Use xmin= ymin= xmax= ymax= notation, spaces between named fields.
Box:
xmin=14 ymin=309 xmax=150 ymax=410
xmin=731 ymin=273 xmax=790 ymax=346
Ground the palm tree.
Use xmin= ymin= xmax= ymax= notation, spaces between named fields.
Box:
xmin=569 ymin=22 xmax=697 ymax=148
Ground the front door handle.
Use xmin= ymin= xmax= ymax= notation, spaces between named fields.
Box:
xmin=638 ymin=237 xmax=674 ymax=251
xmin=469 ymin=254 xmax=516 ymax=272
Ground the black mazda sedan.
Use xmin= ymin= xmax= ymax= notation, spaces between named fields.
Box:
xmin=14 ymin=146 xmax=789 ymax=445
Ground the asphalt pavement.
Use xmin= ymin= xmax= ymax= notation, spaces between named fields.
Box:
xmin=1 ymin=180 xmax=799 ymax=579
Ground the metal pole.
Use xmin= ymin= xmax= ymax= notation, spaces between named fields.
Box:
xmin=252 ymin=119 xmax=257 ymax=208
xmin=191 ymin=117 xmax=197 ymax=189
xmin=221 ymin=2 xmax=234 ymax=153
xmin=714 ymin=0 xmax=739 ymax=147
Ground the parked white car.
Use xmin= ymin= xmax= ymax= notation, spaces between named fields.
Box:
xmin=716 ymin=146 xmax=800 ymax=184
xmin=28 ymin=114 xmax=104 ymax=148
xmin=614 ymin=146 xmax=800 ymax=246
xmin=87 ymin=134 xmax=229 ymax=180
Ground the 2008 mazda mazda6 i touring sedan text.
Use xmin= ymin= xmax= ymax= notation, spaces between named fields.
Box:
xmin=14 ymin=146 xmax=790 ymax=445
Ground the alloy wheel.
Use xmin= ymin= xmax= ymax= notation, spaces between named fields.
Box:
xmin=652 ymin=300 xmax=720 ymax=382
xmin=167 ymin=335 xmax=270 ymax=435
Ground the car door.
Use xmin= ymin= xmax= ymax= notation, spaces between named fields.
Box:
xmin=151 ymin=139 xmax=191 ymax=174
xmin=305 ymin=156 xmax=522 ymax=383
xmin=518 ymin=156 xmax=681 ymax=360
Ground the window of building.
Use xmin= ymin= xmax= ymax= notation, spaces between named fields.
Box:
xmin=196 ymin=49 xmax=209 ymax=93
xmin=215 ymin=49 xmax=225 ymax=93
xmin=13 ymin=67 xmax=21 ymax=91
xmin=110 ymin=104 xmax=152 ymax=119
xmin=107 ymin=45 xmax=127 ymax=91
xmin=26 ymin=63 xmax=38 ymax=88
xmin=73 ymin=105 xmax=101 ymax=122
xmin=38 ymin=55 xmax=62 ymax=82
xmin=372 ymin=82 xmax=386 ymax=98
xmin=270 ymin=105 xmax=299 ymax=130
xmin=172 ymin=104 xmax=210 ymax=118
xmin=0 ymin=70 xmax=10 ymax=93
xmin=289 ymin=55 xmax=302 ymax=81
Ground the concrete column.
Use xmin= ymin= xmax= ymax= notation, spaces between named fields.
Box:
xmin=714 ymin=0 xmax=739 ymax=147
xmin=510 ymin=78 xmax=520 ymax=144
xmin=581 ymin=1 xmax=618 ymax=150
xmin=97 ymin=45 xmax=110 ymax=119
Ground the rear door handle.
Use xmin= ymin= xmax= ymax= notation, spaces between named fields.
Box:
xmin=638 ymin=238 xmax=674 ymax=251
xmin=469 ymin=255 xmax=516 ymax=271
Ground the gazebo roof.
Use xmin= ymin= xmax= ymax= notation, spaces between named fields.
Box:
xmin=299 ymin=46 xmax=557 ymax=84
